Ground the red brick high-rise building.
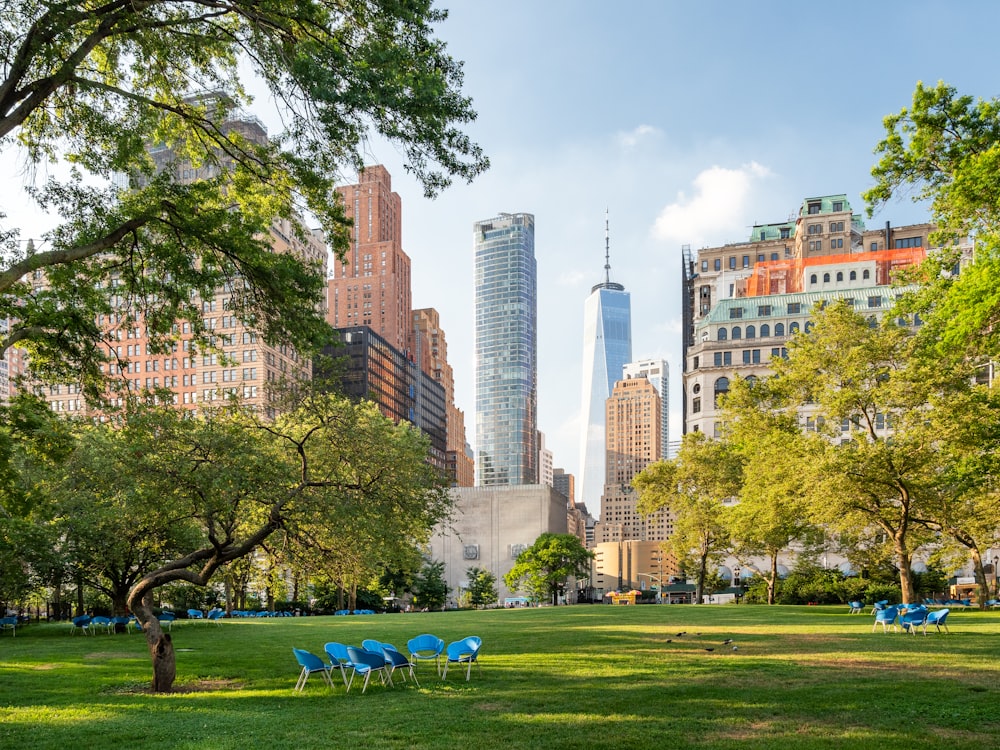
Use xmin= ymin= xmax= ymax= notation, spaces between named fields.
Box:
xmin=326 ymin=166 xmax=412 ymax=353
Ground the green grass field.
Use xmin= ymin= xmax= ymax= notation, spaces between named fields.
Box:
xmin=1 ymin=605 xmax=998 ymax=749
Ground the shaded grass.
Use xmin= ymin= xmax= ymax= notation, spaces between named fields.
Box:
xmin=1 ymin=605 xmax=998 ymax=749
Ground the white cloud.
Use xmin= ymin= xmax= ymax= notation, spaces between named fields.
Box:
xmin=651 ymin=161 xmax=773 ymax=246
xmin=616 ymin=124 xmax=662 ymax=149
xmin=556 ymin=269 xmax=587 ymax=287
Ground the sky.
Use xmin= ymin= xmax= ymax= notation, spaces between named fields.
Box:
xmin=4 ymin=1 xmax=1000 ymax=499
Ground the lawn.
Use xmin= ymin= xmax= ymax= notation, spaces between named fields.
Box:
xmin=1 ymin=605 xmax=998 ymax=749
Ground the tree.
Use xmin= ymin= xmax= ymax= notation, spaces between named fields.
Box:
xmin=0 ymin=1 xmax=487 ymax=394
xmin=503 ymin=533 xmax=592 ymax=606
xmin=465 ymin=566 xmax=497 ymax=609
xmin=774 ymin=300 xmax=940 ymax=605
xmin=721 ymin=377 xmax=821 ymax=604
xmin=864 ymin=81 xmax=1000 ymax=364
xmin=41 ymin=395 xmax=450 ymax=692
xmin=412 ymin=560 xmax=448 ymax=611
xmin=634 ymin=433 xmax=741 ymax=605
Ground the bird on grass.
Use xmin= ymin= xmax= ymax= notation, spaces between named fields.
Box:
xmin=722 ymin=639 xmax=734 ymax=645
xmin=704 ymin=648 xmax=714 ymax=652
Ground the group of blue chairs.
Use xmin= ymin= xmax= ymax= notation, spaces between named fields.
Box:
xmin=334 ymin=609 xmax=376 ymax=616
xmin=292 ymin=633 xmax=482 ymax=694
xmin=870 ymin=602 xmax=950 ymax=635
xmin=70 ymin=614 xmax=136 ymax=635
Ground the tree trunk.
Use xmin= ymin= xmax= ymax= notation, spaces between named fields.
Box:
xmin=767 ymin=554 xmax=779 ymax=605
xmin=970 ymin=548 xmax=989 ymax=609
xmin=224 ymin=577 xmax=232 ymax=616
xmin=75 ymin=572 xmax=85 ymax=616
xmin=131 ymin=593 xmax=176 ymax=693
xmin=893 ymin=538 xmax=915 ymax=605
xmin=695 ymin=549 xmax=708 ymax=604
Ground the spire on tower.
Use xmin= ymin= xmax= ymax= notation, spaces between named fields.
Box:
xmin=604 ymin=209 xmax=611 ymax=286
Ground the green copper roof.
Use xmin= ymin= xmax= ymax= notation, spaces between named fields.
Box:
xmin=748 ymin=221 xmax=796 ymax=243
xmin=799 ymin=194 xmax=851 ymax=217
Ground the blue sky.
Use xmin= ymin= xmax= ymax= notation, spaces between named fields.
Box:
xmin=3 ymin=2 xmax=1000 ymax=495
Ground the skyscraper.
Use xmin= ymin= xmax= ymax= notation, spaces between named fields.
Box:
xmin=474 ymin=213 xmax=537 ymax=486
xmin=623 ymin=358 xmax=669 ymax=460
xmin=579 ymin=213 xmax=631 ymax=513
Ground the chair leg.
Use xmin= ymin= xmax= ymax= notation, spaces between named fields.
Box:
xmin=465 ymin=659 xmax=472 ymax=681
xmin=441 ymin=661 xmax=449 ymax=680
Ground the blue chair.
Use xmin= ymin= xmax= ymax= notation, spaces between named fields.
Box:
xmin=872 ymin=606 xmax=898 ymax=633
xmin=900 ymin=607 xmax=928 ymax=635
xmin=157 ymin=611 xmax=176 ymax=631
xmin=292 ymin=648 xmax=334 ymax=692
xmin=207 ymin=609 xmax=225 ymax=626
xmin=187 ymin=609 xmax=204 ymax=620
xmin=0 ymin=616 xmax=17 ymax=636
xmin=345 ymin=646 xmax=392 ymax=693
xmin=383 ymin=647 xmax=420 ymax=687
xmin=870 ymin=600 xmax=889 ymax=614
xmin=442 ymin=636 xmax=482 ymax=681
xmin=70 ymin=615 xmax=92 ymax=635
xmin=923 ymin=608 xmax=950 ymax=634
xmin=407 ymin=633 xmax=445 ymax=675
xmin=323 ymin=641 xmax=353 ymax=689
xmin=848 ymin=601 xmax=864 ymax=614
xmin=90 ymin=615 xmax=112 ymax=634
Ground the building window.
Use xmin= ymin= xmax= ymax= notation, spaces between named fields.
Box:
xmin=823 ymin=273 xmax=831 ymax=283
xmin=775 ymin=323 xmax=785 ymax=336
xmin=693 ymin=383 xmax=701 ymax=394
xmin=723 ymin=352 xmax=732 ymax=366
xmin=832 ymin=238 xmax=844 ymax=249
xmin=746 ymin=325 xmax=756 ymax=339
xmin=836 ymin=271 xmax=844 ymax=282
xmin=770 ymin=252 xmax=779 ymax=261
xmin=863 ymin=269 xmax=871 ymax=280
xmin=894 ymin=237 xmax=923 ymax=249
xmin=701 ymin=260 xmax=708 ymax=272
xmin=832 ymin=201 xmax=844 ymax=212
xmin=807 ymin=223 xmax=822 ymax=235
xmin=743 ymin=349 xmax=751 ymax=364
xmin=714 ymin=377 xmax=730 ymax=407
xmin=809 ymin=240 xmax=822 ymax=252
xmin=732 ymin=327 xmax=742 ymax=340
xmin=789 ymin=322 xmax=800 ymax=333
xmin=693 ymin=356 xmax=700 ymax=369
xmin=868 ymin=296 xmax=882 ymax=308
xmin=760 ymin=323 xmax=770 ymax=337
xmin=829 ymin=221 xmax=845 ymax=232
xmin=729 ymin=307 xmax=743 ymax=319
xmin=729 ymin=256 xmax=736 ymax=270
xmin=788 ymin=303 xmax=801 ymax=314
xmin=810 ymin=274 xmax=818 ymax=284
xmin=692 ymin=397 xmax=701 ymax=413
xmin=718 ymin=327 xmax=728 ymax=341
xmin=742 ymin=255 xmax=750 ymax=268
xmin=780 ymin=227 xmax=790 ymax=239
xmin=850 ymin=270 xmax=857 ymax=281
xmin=808 ymin=202 xmax=821 ymax=214
xmin=758 ymin=304 xmax=772 ymax=316
xmin=870 ymin=242 xmax=878 ymax=251
xmin=752 ymin=349 xmax=761 ymax=364
xmin=757 ymin=254 xmax=765 ymax=263
xmin=714 ymin=352 xmax=722 ymax=367
xmin=714 ymin=258 xmax=721 ymax=271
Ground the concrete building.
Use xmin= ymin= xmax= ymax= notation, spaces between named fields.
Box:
xmin=552 ymin=468 xmax=575 ymax=503
xmin=681 ymin=194 xmax=939 ymax=435
xmin=537 ymin=431 xmax=554 ymax=488
xmin=474 ymin=213 xmax=537 ymax=486
xmin=579 ymin=214 xmax=631 ymax=513
xmin=428 ymin=485 xmax=568 ymax=604
xmin=326 ymin=166 xmax=412 ymax=353
xmin=590 ymin=540 xmax=678 ymax=601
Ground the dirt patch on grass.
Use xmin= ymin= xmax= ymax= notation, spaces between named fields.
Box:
xmin=32 ymin=663 xmax=59 ymax=670
xmin=106 ymin=679 xmax=244 ymax=695
xmin=84 ymin=652 xmax=137 ymax=660
xmin=474 ymin=702 xmax=510 ymax=712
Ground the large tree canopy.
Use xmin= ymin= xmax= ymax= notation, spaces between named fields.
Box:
xmin=0 ymin=1 xmax=487 ymax=395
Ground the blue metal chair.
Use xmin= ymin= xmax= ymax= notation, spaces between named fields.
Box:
xmin=157 ymin=611 xmax=175 ymax=631
xmin=0 ymin=616 xmax=17 ymax=636
xmin=848 ymin=601 xmax=864 ymax=614
xmin=872 ymin=606 xmax=899 ymax=633
xmin=323 ymin=641 xmax=353 ymax=689
xmin=187 ymin=608 xmax=204 ymax=620
xmin=442 ymin=636 xmax=482 ymax=681
xmin=923 ymin=608 xmax=950 ymax=634
xmin=383 ymin=646 xmax=420 ymax=687
xmin=407 ymin=633 xmax=445 ymax=675
xmin=70 ymin=615 xmax=92 ymax=635
xmin=345 ymin=646 xmax=392 ymax=693
xmin=90 ymin=615 xmax=112 ymax=634
xmin=899 ymin=606 xmax=928 ymax=635
xmin=292 ymin=648 xmax=334 ymax=692
xmin=207 ymin=609 xmax=225 ymax=626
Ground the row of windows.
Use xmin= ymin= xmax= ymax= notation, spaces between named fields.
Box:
xmin=702 ymin=251 xmax=785 ymax=272
xmin=810 ymin=269 xmax=871 ymax=284
xmin=718 ymin=322 xmax=804 ymax=341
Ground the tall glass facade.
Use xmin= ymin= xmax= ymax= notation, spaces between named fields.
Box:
xmin=579 ymin=282 xmax=632 ymax=512
xmin=474 ymin=213 xmax=538 ymax=486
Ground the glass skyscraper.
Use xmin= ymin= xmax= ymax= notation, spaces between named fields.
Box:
xmin=474 ymin=213 xmax=538 ymax=486
xmin=579 ymin=217 xmax=631 ymax=513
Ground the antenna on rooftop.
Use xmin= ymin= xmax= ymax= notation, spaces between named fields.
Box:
xmin=604 ymin=208 xmax=611 ymax=285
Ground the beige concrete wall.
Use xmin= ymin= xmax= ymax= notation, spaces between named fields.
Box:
xmin=429 ymin=485 xmax=569 ymax=604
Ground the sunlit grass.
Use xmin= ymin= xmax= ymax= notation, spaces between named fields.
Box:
xmin=1 ymin=605 xmax=998 ymax=748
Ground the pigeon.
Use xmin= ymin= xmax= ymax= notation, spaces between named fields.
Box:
xmin=665 ymin=639 xmax=672 ymax=643
xmin=704 ymin=647 xmax=714 ymax=652
xmin=732 ymin=646 xmax=739 ymax=651
xmin=676 ymin=632 xmax=685 ymax=637
xmin=722 ymin=639 xmax=733 ymax=645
